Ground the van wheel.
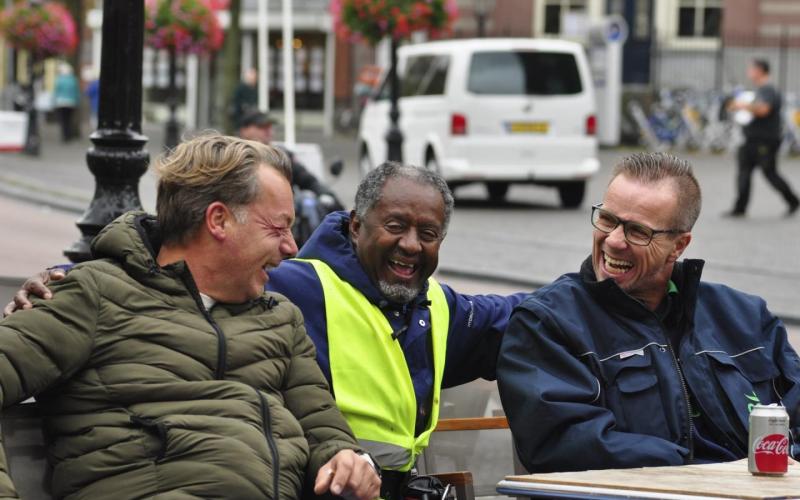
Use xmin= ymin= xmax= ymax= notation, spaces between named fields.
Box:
xmin=486 ymin=182 xmax=509 ymax=202
xmin=425 ymin=152 xmax=440 ymax=173
xmin=558 ymin=181 xmax=585 ymax=209
xmin=359 ymin=147 xmax=372 ymax=177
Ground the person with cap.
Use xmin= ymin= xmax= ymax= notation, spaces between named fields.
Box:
xmin=238 ymin=109 xmax=343 ymax=211
xmin=230 ymin=67 xmax=259 ymax=128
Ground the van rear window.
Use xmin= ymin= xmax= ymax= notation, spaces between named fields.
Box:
xmin=467 ymin=51 xmax=582 ymax=95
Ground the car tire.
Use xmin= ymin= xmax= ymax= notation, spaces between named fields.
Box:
xmin=425 ymin=152 xmax=440 ymax=173
xmin=359 ymin=146 xmax=372 ymax=178
xmin=558 ymin=181 xmax=585 ymax=209
xmin=486 ymin=182 xmax=509 ymax=202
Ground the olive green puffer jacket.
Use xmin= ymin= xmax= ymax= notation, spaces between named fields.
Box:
xmin=0 ymin=212 xmax=360 ymax=499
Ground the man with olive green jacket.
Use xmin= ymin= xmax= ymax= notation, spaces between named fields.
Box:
xmin=0 ymin=135 xmax=379 ymax=499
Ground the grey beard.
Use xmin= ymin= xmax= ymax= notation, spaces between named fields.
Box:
xmin=378 ymin=280 xmax=420 ymax=304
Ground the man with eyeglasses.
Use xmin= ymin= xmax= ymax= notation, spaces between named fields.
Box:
xmin=498 ymin=152 xmax=800 ymax=473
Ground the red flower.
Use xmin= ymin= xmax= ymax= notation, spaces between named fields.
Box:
xmin=331 ymin=0 xmax=458 ymax=46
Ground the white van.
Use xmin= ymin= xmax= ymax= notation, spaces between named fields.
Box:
xmin=358 ymin=38 xmax=600 ymax=207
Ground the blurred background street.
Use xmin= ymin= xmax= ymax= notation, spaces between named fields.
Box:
xmin=2 ymin=121 xmax=798 ymax=322
xmin=1 ymin=120 xmax=798 ymax=497
xmin=2 ymin=0 xmax=800 ymax=497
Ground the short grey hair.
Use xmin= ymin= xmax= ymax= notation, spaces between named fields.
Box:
xmin=611 ymin=152 xmax=702 ymax=231
xmin=354 ymin=161 xmax=455 ymax=234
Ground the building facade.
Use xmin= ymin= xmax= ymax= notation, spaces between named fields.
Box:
xmin=520 ymin=0 xmax=800 ymax=92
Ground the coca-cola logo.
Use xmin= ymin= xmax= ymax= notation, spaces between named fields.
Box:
xmin=754 ymin=434 xmax=789 ymax=472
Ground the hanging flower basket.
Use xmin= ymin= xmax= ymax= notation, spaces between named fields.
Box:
xmin=331 ymin=0 xmax=458 ymax=45
xmin=145 ymin=0 xmax=224 ymax=55
xmin=0 ymin=1 xmax=78 ymax=59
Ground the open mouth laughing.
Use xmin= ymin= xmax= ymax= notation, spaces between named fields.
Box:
xmin=388 ymin=258 xmax=418 ymax=279
xmin=603 ymin=252 xmax=633 ymax=275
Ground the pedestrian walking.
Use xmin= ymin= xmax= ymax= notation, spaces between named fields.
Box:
xmin=726 ymin=59 xmax=799 ymax=217
xmin=53 ymin=62 xmax=80 ymax=142
xmin=82 ymin=65 xmax=99 ymax=129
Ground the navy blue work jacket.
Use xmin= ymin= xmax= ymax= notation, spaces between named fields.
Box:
xmin=499 ymin=258 xmax=800 ymax=472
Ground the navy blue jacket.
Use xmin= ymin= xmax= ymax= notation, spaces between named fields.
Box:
xmin=268 ymin=212 xmax=525 ymax=431
xmin=498 ymin=258 xmax=800 ymax=473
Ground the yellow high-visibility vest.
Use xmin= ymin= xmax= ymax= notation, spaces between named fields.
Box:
xmin=302 ymin=259 xmax=449 ymax=471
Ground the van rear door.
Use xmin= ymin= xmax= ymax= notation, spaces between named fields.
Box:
xmin=453 ymin=48 xmax=595 ymax=178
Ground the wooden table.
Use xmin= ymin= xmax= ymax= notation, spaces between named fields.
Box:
xmin=496 ymin=460 xmax=800 ymax=499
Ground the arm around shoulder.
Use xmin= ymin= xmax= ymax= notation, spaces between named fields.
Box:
xmin=0 ymin=266 xmax=98 ymax=408
xmin=442 ymin=286 xmax=528 ymax=387
xmin=0 ymin=266 xmax=98 ymax=497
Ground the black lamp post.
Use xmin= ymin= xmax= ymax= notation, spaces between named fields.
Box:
xmin=22 ymin=0 xmax=42 ymax=156
xmin=385 ymin=36 xmax=403 ymax=163
xmin=164 ymin=47 xmax=180 ymax=149
xmin=64 ymin=0 xmax=149 ymax=262
xmin=22 ymin=53 xmax=40 ymax=156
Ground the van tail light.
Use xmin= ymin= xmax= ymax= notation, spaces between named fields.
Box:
xmin=451 ymin=113 xmax=467 ymax=136
xmin=586 ymin=114 xmax=597 ymax=136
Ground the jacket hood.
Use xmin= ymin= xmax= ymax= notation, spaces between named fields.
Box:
xmin=90 ymin=211 xmax=190 ymax=294
xmin=578 ymin=255 xmax=705 ymax=322
xmin=297 ymin=211 xmax=429 ymax=307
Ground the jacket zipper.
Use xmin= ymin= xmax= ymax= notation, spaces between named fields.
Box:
xmin=180 ymin=269 xmax=228 ymax=379
xmin=644 ymin=301 xmax=694 ymax=462
xmin=665 ymin=342 xmax=695 ymax=462
xmin=256 ymin=389 xmax=281 ymax=500
xmin=201 ymin=310 xmax=227 ymax=380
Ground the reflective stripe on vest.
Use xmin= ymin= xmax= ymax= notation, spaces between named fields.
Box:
xmin=302 ymin=259 xmax=449 ymax=471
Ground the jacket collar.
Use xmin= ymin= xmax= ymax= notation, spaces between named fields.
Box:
xmin=578 ymin=255 xmax=705 ymax=323
xmin=92 ymin=211 xmax=271 ymax=313
xmin=297 ymin=211 xmax=431 ymax=309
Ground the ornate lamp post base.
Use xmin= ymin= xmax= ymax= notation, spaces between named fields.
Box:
xmin=63 ymin=131 xmax=149 ymax=261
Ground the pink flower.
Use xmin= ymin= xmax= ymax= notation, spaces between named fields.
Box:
xmin=0 ymin=2 xmax=78 ymax=58
xmin=144 ymin=0 xmax=224 ymax=54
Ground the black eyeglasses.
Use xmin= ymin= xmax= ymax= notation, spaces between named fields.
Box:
xmin=591 ymin=204 xmax=685 ymax=246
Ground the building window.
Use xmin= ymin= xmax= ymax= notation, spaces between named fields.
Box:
xmin=543 ymin=0 xmax=587 ymax=35
xmin=678 ymin=0 xmax=722 ymax=38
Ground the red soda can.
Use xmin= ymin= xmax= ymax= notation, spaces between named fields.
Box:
xmin=748 ymin=403 xmax=790 ymax=475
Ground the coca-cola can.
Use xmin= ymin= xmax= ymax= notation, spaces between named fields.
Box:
xmin=748 ymin=403 xmax=790 ymax=475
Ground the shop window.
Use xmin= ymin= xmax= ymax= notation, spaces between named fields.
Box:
xmin=543 ymin=0 xmax=587 ymax=35
xmin=678 ymin=0 xmax=722 ymax=38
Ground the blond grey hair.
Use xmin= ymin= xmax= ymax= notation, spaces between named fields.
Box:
xmin=154 ymin=133 xmax=292 ymax=245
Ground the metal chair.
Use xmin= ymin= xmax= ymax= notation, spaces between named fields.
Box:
xmin=1 ymin=400 xmax=51 ymax=499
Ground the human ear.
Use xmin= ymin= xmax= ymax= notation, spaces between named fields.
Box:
xmin=348 ymin=210 xmax=361 ymax=243
xmin=668 ymin=232 xmax=692 ymax=263
xmin=205 ymin=202 xmax=231 ymax=241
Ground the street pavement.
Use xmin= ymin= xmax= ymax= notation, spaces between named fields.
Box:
xmin=0 ymin=120 xmax=799 ymax=497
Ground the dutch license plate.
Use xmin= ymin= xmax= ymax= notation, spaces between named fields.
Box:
xmin=507 ymin=121 xmax=549 ymax=134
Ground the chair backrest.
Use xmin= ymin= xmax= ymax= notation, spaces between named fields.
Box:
xmin=422 ymin=416 xmax=526 ymax=500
